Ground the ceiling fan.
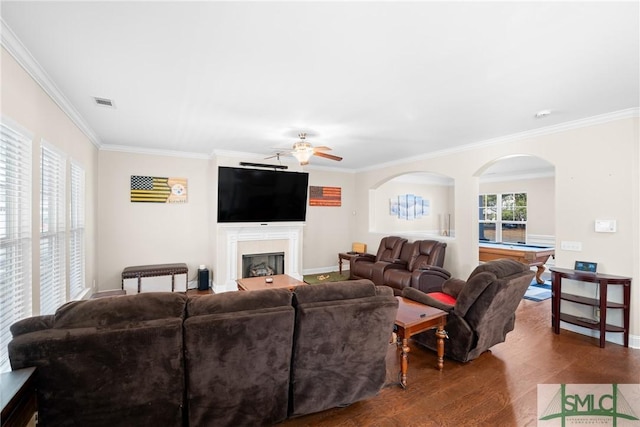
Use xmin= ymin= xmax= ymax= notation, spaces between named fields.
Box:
xmin=268 ymin=133 xmax=343 ymax=165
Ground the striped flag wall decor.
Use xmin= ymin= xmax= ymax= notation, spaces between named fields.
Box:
xmin=130 ymin=175 xmax=188 ymax=203
xmin=309 ymin=186 xmax=341 ymax=207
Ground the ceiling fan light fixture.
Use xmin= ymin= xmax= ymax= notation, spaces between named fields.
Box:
xmin=292 ymin=148 xmax=313 ymax=165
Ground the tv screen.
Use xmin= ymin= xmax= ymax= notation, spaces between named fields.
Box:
xmin=217 ymin=167 xmax=309 ymax=223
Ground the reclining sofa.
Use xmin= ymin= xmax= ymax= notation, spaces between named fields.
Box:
xmin=350 ymin=236 xmax=450 ymax=295
xmin=8 ymin=280 xmax=398 ymax=427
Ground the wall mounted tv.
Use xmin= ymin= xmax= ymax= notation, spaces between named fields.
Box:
xmin=217 ymin=166 xmax=309 ymax=223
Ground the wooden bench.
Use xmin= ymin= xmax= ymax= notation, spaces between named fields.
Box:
xmin=121 ymin=263 xmax=189 ymax=293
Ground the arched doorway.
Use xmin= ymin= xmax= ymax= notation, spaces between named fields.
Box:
xmin=370 ymin=171 xmax=455 ymax=237
xmin=475 ymin=155 xmax=556 ymax=280
xmin=476 ymin=155 xmax=555 ymax=245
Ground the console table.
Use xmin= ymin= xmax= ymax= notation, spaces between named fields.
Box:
xmin=122 ymin=263 xmax=188 ymax=293
xmin=550 ymin=267 xmax=631 ymax=348
xmin=1 ymin=367 xmax=37 ymax=427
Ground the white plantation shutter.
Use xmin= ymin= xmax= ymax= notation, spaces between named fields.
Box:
xmin=69 ymin=162 xmax=85 ymax=299
xmin=0 ymin=121 xmax=32 ymax=369
xmin=40 ymin=142 xmax=66 ymax=315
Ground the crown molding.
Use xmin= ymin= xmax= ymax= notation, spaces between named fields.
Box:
xmin=1 ymin=18 xmax=102 ymax=148
xmin=100 ymin=144 xmax=210 ymax=160
xmin=357 ymin=108 xmax=640 ymax=173
xmin=479 ymin=168 xmax=556 ymax=184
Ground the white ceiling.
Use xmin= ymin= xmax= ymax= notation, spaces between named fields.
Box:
xmin=1 ymin=1 xmax=638 ymax=171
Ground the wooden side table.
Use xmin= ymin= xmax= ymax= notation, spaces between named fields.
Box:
xmin=394 ymin=297 xmax=448 ymax=388
xmin=1 ymin=367 xmax=37 ymax=427
xmin=338 ymin=252 xmax=360 ymax=275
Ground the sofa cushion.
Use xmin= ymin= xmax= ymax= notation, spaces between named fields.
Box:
xmin=186 ymin=286 xmax=292 ymax=316
xmin=293 ymin=279 xmax=376 ymax=304
xmin=289 ymin=281 xmax=398 ymax=417
xmin=9 ymin=315 xmax=185 ymax=426
xmin=54 ymin=292 xmax=187 ymax=329
xmin=184 ymin=288 xmax=295 ymax=426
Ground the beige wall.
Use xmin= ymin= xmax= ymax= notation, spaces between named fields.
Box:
xmin=480 ymin=176 xmax=555 ymax=239
xmin=352 ymin=117 xmax=639 ymax=346
xmin=97 ymin=152 xmax=355 ymax=289
xmin=304 ymin=168 xmax=355 ymax=271
xmin=97 ymin=150 xmax=211 ymax=289
xmin=373 ymin=179 xmax=454 ymax=235
xmin=1 ymin=47 xmax=99 ymax=311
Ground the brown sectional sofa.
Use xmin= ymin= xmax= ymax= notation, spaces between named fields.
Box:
xmin=8 ymin=279 xmax=397 ymax=427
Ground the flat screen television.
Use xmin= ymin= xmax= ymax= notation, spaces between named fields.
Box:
xmin=217 ymin=166 xmax=309 ymax=223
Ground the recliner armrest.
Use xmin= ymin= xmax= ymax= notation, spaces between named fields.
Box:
xmin=415 ymin=265 xmax=451 ymax=278
xmin=352 ymin=253 xmax=376 ymax=263
xmin=442 ymin=278 xmax=466 ymax=298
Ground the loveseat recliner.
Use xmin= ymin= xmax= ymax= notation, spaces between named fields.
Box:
xmin=382 ymin=239 xmax=450 ymax=295
xmin=8 ymin=280 xmax=398 ymax=426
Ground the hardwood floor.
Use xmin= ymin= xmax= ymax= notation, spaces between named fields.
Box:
xmin=279 ymin=298 xmax=640 ymax=427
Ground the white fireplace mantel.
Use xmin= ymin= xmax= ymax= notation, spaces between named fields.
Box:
xmin=215 ymin=223 xmax=304 ymax=292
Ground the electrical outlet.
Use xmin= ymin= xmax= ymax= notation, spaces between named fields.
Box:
xmin=560 ymin=241 xmax=582 ymax=251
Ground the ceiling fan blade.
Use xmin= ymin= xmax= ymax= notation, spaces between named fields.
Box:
xmin=314 ymin=151 xmax=343 ymax=162
xmin=313 ymin=146 xmax=332 ymax=152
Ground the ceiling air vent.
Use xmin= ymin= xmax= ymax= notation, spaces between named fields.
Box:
xmin=93 ymin=97 xmax=115 ymax=108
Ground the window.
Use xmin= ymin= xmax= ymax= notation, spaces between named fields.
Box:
xmin=0 ymin=121 xmax=32 ymax=369
xmin=40 ymin=142 xmax=66 ymax=315
xmin=69 ymin=162 xmax=85 ymax=299
xmin=479 ymin=192 xmax=527 ymax=243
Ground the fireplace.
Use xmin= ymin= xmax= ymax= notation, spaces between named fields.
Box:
xmin=242 ymin=252 xmax=285 ymax=278
xmin=215 ymin=224 xmax=304 ymax=292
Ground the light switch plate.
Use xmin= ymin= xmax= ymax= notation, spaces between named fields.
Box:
xmin=595 ymin=219 xmax=616 ymax=233
xmin=560 ymin=241 xmax=582 ymax=251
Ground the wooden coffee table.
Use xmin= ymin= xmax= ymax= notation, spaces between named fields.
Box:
xmin=236 ymin=274 xmax=306 ymax=291
xmin=394 ymin=296 xmax=448 ymax=388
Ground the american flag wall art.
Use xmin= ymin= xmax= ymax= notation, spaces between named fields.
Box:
xmin=130 ymin=175 xmax=188 ymax=203
xmin=309 ymin=186 xmax=341 ymax=207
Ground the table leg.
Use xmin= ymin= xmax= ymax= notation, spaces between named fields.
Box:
xmin=400 ymin=337 xmax=410 ymax=388
xmin=535 ymin=265 xmax=546 ymax=284
xmin=338 ymin=255 xmax=343 ymax=274
xmin=435 ymin=326 xmax=446 ymax=371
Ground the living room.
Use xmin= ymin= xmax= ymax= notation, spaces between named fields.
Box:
xmin=1 ymin=1 xmax=639 ymax=425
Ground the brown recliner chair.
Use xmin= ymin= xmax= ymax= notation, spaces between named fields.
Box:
xmin=383 ymin=240 xmax=450 ymax=295
xmin=402 ymin=259 xmax=534 ymax=362
xmin=349 ymin=236 xmax=407 ymax=285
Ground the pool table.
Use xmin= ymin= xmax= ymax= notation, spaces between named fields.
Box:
xmin=478 ymin=242 xmax=555 ymax=284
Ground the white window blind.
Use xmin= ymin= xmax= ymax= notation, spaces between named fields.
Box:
xmin=69 ymin=162 xmax=85 ymax=299
xmin=0 ymin=121 xmax=32 ymax=370
xmin=40 ymin=142 xmax=66 ymax=315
